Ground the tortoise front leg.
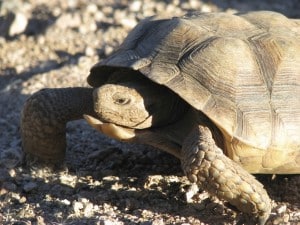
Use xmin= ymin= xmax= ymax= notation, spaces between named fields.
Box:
xmin=21 ymin=87 xmax=94 ymax=162
xmin=181 ymin=126 xmax=271 ymax=225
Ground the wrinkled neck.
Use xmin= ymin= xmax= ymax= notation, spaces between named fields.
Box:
xmin=148 ymin=93 xmax=190 ymax=128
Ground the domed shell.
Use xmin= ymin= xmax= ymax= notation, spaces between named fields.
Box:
xmin=88 ymin=11 xmax=300 ymax=155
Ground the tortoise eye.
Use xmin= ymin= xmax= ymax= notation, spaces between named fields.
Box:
xmin=115 ymin=97 xmax=130 ymax=105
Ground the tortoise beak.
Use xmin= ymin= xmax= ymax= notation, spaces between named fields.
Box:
xmin=83 ymin=114 xmax=104 ymax=130
xmin=83 ymin=114 xmax=136 ymax=140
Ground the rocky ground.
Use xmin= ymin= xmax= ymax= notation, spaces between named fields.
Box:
xmin=0 ymin=0 xmax=299 ymax=224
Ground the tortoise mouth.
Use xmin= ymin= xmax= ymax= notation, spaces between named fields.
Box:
xmin=83 ymin=114 xmax=136 ymax=141
xmin=85 ymin=113 xmax=153 ymax=130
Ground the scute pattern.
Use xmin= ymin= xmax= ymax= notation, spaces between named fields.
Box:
xmin=89 ymin=11 xmax=300 ymax=172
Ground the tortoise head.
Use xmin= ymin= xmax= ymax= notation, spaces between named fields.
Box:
xmin=92 ymin=69 xmax=189 ymax=129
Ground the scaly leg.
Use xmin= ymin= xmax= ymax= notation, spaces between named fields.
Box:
xmin=21 ymin=88 xmax=94 ymax=162
xmin=181 ymin=125 xmax=271 ymax=225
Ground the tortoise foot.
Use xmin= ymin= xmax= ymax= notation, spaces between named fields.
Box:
xmin=181 ymin=126 xmax=271 ymax=225
xmin=21 ymin=88 xmax=94 ymax=162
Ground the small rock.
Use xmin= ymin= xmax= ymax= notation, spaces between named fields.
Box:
xmin=120 ymin=17 xmax=137 ymax=29
xmin=19 ymin=196 xmax=27 ymax=204
xmin=67 ymin=0 xmax=78 ymax=9
xmin=94 ymin=11 xmax=105 ymax=21
xmin=9 ymin=12 xmax=28 ymax=36
xmin=102 ymin=176 xmax=120 ymax=182
xmin=130 ymin=1 xmax=142 ymax=12
xmin=283 ymin=213 xmax=290 ymax=223
xmin=185 ymin=183 xmax=199 ymax=203
xmin=273 ymin=217 xmax=284 ymax=225
xmin=104 ymin=45 xmax=114 ymax=56
xmin=78 ymin=197 xmax=89 ymax=204
xmin=53 ymin=7 xmax=62 ymax=17
xmin=98 ymin=219 xmax=124 ymax=225
xmin=276 ymin=204 xmax=287 ymax=214
xmin=11 ymin=192 xmax=21 ymax=200
xmin=0 ymin=188 xmax=8 ymax=195
xmin=201 ymin=4 xmax=213 ymax=13
xmin=36 ymin=216 xmax=47 ymax=225
xmin=23 ymin=181 xmax=38 ymax=192
xmin=86 ymin=4 xmax=98 ymax=14
xmin=73 ymin=201 xmax=84 ymax=215
xmin=61 ymin=199 xmax=71 ymax=205
xmin=79 ymin=25 xmax=88 ymax=34
xmin=8 ymin=169 xmax=16 ymax=177
xmin=99 ymin=220 xmax=114 ymax=225
xmin=141 ymin=209 xmax=154 ymax=218
xmin=85 ymin=46 xmax=95 ymax=56
xmin=84 ymin=202 xmax=94 ymax=217
xmin=151 ymin=219 xmax=165 ymax=225
xmin=59 ymin=173 xmax=77 ymax=188
xmin=56 ymin=13 xmax=81 ymax=29
xmin=189 ymin=0 xmax=201 ymax=8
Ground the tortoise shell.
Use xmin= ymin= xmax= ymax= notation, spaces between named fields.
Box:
xmin=88 ymin=11 xmax=300 ymax=173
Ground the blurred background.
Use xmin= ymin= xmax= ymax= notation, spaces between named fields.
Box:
xmin=0 ymin=1 xmax=299 ymax=224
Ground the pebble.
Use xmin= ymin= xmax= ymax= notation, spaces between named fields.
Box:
xmin=56 ymin=13 xmax=81 ymax=29
xmin=84 ymin=202 xmax=94 ymax=217
xmin=73 ymin=201 xmax=84 ymax=214
xmin=61 ymin=199 xmax=71 ymax=205
xmin=120 ymin=17 xmax=138 ymax=29
xmin=9 ymin=12 xmax=28 ymax=36
xmin=85 ymin=46 xmax=96 ymax=56
xmin=99 ymin=220 xmax=114 ymax=225
xmin=11 ymin=192 xmax=20 ymax=199
xmin=103 ymin=176 xmax=120 ymax=181
xmin=151 ymin=219 xmax=165 ymax=225
xmin=201 ymin=4 xmax=213 ymax=12
xmin=19 ymin=196 xmax=27 ymax=203
xmin=67 ymin=0 xmax=78 ymax=9
xmin=59 ymin=173 xmax=77 ymax=188
xmin=276 ymin=204 xmax=287 ymax=214
xmin=130 ymin=1 xmax=142 ymax=12
xmin=189 ymin=0 xmax=201 ymax=8
xmin=98 ymin=219 xmax=124 ymax=225
xmin=185 ymin=183 xmax=199 ymax=203
xmin=23 ymin=181 xmax=38 ymax=192
xmin=86 ymin=4 xmax=98 ymax=14
xmin=104 ymin=45 xmax=114 ymax=56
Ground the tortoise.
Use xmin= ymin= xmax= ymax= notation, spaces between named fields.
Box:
xmin=21 ymin=11 xmax=300 ymax=224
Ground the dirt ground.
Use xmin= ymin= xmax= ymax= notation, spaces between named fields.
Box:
xmin=0 ymin=0 xmax=299 ymax=224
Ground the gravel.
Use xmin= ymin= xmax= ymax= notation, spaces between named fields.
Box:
xmin=0 ymin=0 xmax=299 ymax=224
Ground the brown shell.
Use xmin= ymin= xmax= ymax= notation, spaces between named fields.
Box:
xmin=88 ymin=12 xmax=300 ymax=157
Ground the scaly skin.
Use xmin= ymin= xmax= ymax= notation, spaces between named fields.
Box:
xmin=181 ymin=126 xmax=271 ymax=225
xmin=84 ymin=115 xmax=271 ymax=224
xmin=21 ymin=88 xmax=94 ymax=161
xmin=21 ymin=74 xmax=271 ymax=223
